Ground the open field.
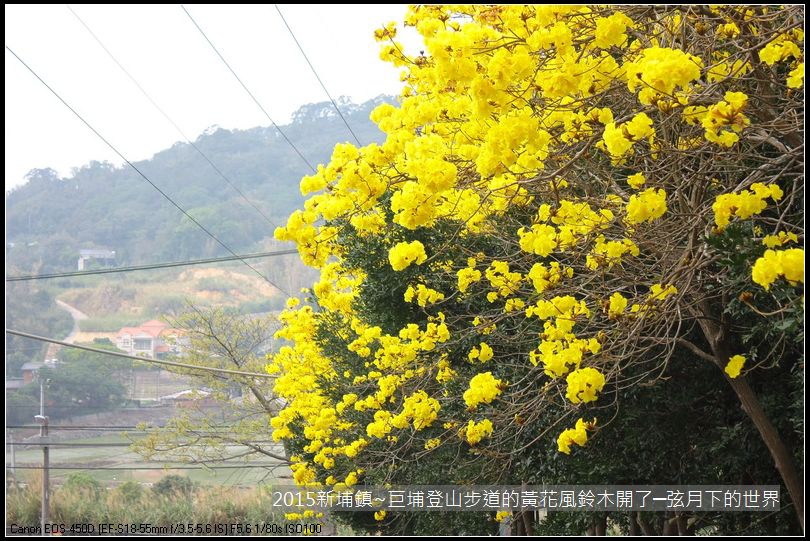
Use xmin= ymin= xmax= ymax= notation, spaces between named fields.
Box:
xmin=7 ymin=433 xmax=289 ymax=487
xmin=59 ymin=263 xmax=288 ymax=331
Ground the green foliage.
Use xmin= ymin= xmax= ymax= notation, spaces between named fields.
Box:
xmin=115 ymin=480 xmax=144 ymax=503
xmin=63 ymin=472 xmax=102 ymax=498
xmin=151 ymin=475 xmax=196 ymax=498
xmin=7 ymin=349 xmax=129 ymax=422
xmin=6 ymin=391 xmax=40 ymax=425
xmin=5 ymin=281 xmax=72 ymax=377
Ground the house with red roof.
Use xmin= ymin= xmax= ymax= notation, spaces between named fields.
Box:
xmin=115 ymin=319 xmax=185 ymax=359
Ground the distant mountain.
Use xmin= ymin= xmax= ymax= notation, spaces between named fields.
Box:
xmin=5 ymin=96 xmax=392 ymax=273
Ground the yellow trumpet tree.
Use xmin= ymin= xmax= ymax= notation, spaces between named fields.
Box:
xmin=267 ymin=5 xmax=804 ymax=529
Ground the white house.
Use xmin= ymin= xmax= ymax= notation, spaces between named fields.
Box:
xmin=115 ymin=320 xmax=185 ymax=359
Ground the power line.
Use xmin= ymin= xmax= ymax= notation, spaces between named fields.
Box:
xmin=5 ymin=249 xmax=297 ymax=282
xmin=8 ymin=442 xmax=131 ymax=447
xmin=274 ymin=4 xmax=363 ymax=146
xmin=4 ymin=45 xmax=290 ymax=297
xmin=180 ymin=4 xmax=316 ymax=174
xmin=10 ymin=464 xmax=283 ymax=470
xmin=5 ymin=425 xmax=265 ymax=430
xmin=4 ymin=329 xmax=276 ymax=379
xmin=6 ymin=425 xmax=159 ymax=430
xmin=9 ymin=441 xmax=278 ymax=447
xmin=66 ymin=4 xmax=279 ymax=230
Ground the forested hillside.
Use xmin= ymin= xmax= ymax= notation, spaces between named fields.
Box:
xmin=5 ymin=97 xmax=389 ymax=272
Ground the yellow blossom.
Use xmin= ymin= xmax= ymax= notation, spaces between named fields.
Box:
xmin=494 ymin=511 xmax=511 ymax=523
xmin=752 ymin=249 xmax=804 ymax=289
xmin=594 ymin=12 xmax=633 ymax=48
xmin=565 ymin=367 xmax=606 ymax=404
xmin=388 ymin=240 xmax=428 ymax=271
xmin=557 ymin=418 xmax=596 ymax=454
xmin=625 ymin=188 xmax=667 ymax=224
xmin=627 ymin=172 xmax=646 ymax=189
xmin=424 ymin=438 xmax=441 ymax=450
xmin=787 ymin=63 xmax=804 ymax=88
xmin=464 ymin=418 xmax=494 ymax=445
xmin=457 ymin=267 xmax=482 ymax=293
xmin=625 ymin=47 xmax=702 ymax=105
xmin=724 ymin=354 xmax=746 ymax=379
xmin=405 ymin=284 xmax=445 ymax=307
xmin=762 ymin=231 xmax=798 ymax=248
xmin=463 ymin=372 xmax=504 ymax=408
xmin=468 ymin=342 xmax=494 ymax=363
xmin=607 ymin=292 xmax=628 ymax=318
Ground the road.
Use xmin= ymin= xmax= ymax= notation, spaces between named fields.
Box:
xmin=45 ymin=300 xmax=89 ymax=358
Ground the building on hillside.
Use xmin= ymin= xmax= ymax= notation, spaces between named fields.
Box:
xmin=20 ymin=362 xmax=44 ymax=384
xmin=78 ymin=248 xmax=116 ymax=270
xmin=115 ymin=320 xmax=186 ymax=359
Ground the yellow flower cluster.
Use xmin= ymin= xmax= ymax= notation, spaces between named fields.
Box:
xmin=751 ymin=249 xmax=804 ymax=290
xmin=648 ymin=283 xmax=678 ymax=302
xmin=463 ymin=372 xmax=504 ymax=409
xmin=762 ymin=231 xmax=798 ymax=248
xmin=602 ymin=113 xmax=656 ymax=160
xmin=494 ymin=510 xmax=512 ymax=523
xmin=485 ymin=260 xmax=523 ymax=302
xmin=399 ymin=390 xmax=441 ymax=430
xmin=607 ymin=292 xmax=628 ymax=318
xmin=758 ymin=30 xmax=803 ymax=65
xmin=389 ymin=240 xmax=428 ymax=271
xmin=627 ymin=172 xmax=646 ymax=190
xmin=518 ymin=223 xmax=558 ymax=257
xmin=787 ymin=63 xmax=804 ymax=88
xmin=557 ymin=418 xmax=596 ymax=454
xmin=464 ymin=418 xmax=494 ymax=445
xmin=702 ymin=92 xmax=750 ymax=147
xmin=594 ymin=12 xmax=633 ymax=49
xmin=525 ymin=295 xmax=601 ymax=379
xmin=712 ymin=183 xmax=784 ymax=230
xmin=521 ymin=201 xmax=614 ymax=258
xmin=724 ymin=354 xmax=747 ymax=379
xmin=424 ymin=438 xmax=441 ymax=450
xmin=565 ymin=367 xmax=606 ymax=404
xmin=527 ymin=262 xmax=572 ymax=294
xmin=457 ymin=267 xmax=482 ymax=294
xmin=435 ymin=357 xmax=456 ymax=383
xmin=468 ymin=342 xmax=494 ymax=363
xmin=405 ymin=284 xmax=445 ymax=307
xmin=625 ymin=188 xmax=668 ymax=224
xmin=587 ymin=236 xmax=640 ymax=270
xmin=625 ymin=47 xmax=702 ymax=105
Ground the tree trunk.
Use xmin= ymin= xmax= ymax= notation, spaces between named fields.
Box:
xmin=723 ymin=373 xmax=803 ymax=531
xmin=675 ymin=514 xmax=688 ymax=535
xmin=520 ymin=509 xmax=533 ymax=536
xmin=662 ymin=514 xmax=677 ymax=536
xmin=636 ymin=512 xmax=656 ymax=536
xmin=695 ymin=304 xmax=804 ymax=532
xmin=593 ymin=515 xmax=607 ymax=535
xmin=628 ymin=513 xmax=639 ymax=536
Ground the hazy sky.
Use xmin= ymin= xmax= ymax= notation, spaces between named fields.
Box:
xmin=5 ymin=4 xmax=421 ymax=190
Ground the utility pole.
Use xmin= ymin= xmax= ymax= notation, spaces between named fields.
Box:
xmin=8 ymin=429 xmax=16 ymax=479
xmin=35 ymin=378 xmax=50 ymax=531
